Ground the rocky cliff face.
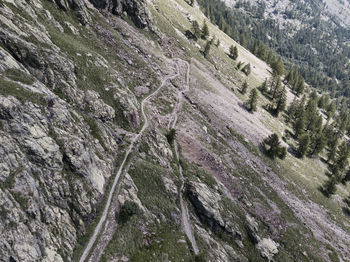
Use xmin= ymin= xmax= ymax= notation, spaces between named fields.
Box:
xmin=0 ymin=0 xmax=157 ymax=260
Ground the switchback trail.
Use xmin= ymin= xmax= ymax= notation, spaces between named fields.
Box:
xmin=79 ymin=59 xmax=180 ymax=262
xmin=171 ymin=59 xmax=199 ymax=255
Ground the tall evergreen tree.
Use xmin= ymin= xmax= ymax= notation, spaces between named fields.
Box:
xmin=293 ymin=111 xmax=306 ymax=138
xmin=259 ymin=78 xmax=268 ymax=94
xmin=297 ymin=133 xmax=310 ymax=158
xmin=203 ymin=40 xmax=211 ymax=58
xmin=202 ymin=20 xmax=209 ymax=39
xmin=274 ymin=86 xmax=287 ymax=116
xmin=326 ymin=101 xmax=336 ymax=120
xmin=272 ymin=57 xmax=285 ymax=76
xmin=311 ymin=131 xmax=326 ymax=157
xmin=229 ymin=45 xmax=238 ymax=60
xmin=192 ymin=20 xmax=201 ymax=39
xmin=247 ymin=88 xmax=258 ymax=112
xmin=262 ymin=133 xmax=287 ymax=159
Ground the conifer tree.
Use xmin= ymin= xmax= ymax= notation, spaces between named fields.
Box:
xmin=285 ymin=67 xmax=295 ymax=84
xmin=327 ymin=140 xmax=338 ymax=163
xmin=326 ymin=102 xmax=336 ymax=120
xmin=215 ymin=39 xmax=220 ymax=47
xmin=311 ymin=132 xmax=326 ymax=157
xmin=202 ymin=20 xmax=209 ymax=39
xmin=271 ymin=77 xmax=282 ymax=99
xmin=297 ymin=133 xmax=310 ymax=158
xmin=259 ymin=78 xmax=268 ymax=94
xmin=287 ymin=97 xmax=298 ymax=122
xmin=272 ymin=57 xmax=285 ymax=76
xmin=241 ymin=81 xmax=248 ymax=94
xmin=262 ymin=133 xmax=287 ymax=159
xmin=274 ymin=86 xmax=287 ymax=116
xmin=229 ymin=45 xmax=238 ymax=60
xmin=192 ymin=20 xmax=201 ymax=40
xmin=293 ymin=112 xmax=306 ymax=138
xmin=203 ymin=40 xmax=211 ymax=58
xmin=247 ymin=88 xmax=258 ymax=112
xmin=322 ymin=176 xmax=337 ymax=197
xmin=295 ymin=77 xmax=305 ymax=96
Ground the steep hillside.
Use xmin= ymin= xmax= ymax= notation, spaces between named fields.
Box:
xmin=0 ymin=0 xmax=349 ymax=262
xmin=201 ymin=0 xmax=350 ymax=102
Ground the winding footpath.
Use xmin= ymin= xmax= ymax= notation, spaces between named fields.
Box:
xmin=79 ymin=60 xmax=180 ymax=262
xmin=171 ymin=59 xmax=199 ymax=255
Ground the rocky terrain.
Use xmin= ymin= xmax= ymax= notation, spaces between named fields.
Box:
xmin=0 ymin=0 xmax=349 ymax=262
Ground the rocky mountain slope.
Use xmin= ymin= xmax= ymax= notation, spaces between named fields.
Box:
xmin=0 ymin=0 xmax=349 ymax=262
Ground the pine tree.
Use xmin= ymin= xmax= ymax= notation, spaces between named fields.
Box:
xmin=297 ymin=133 xmax=310 ymax=158
xmin=262 ymin=133 xmax=287 ymax=159
xmin=287 ymin=97 xmax=299 ymax=122
xmin=327 ymin=140 xmax=338 ymax=164
xmin=326 ymin=102 xmax=336 ymax=120
xmin=311 ymin=132 xmax=326 ymax=157
xmin=272 ymin=57 xmax=285 ymax=76
xmin=295 ymin=77 xmax=305 ymax=96
xmin=284 ymin=67 xmax=295 ymax=84
xmin=274 ymin=86 xmax=287 ymax=116
xmin=192 ymin=20 xmax=201 ymax=40
xmin=259 ymin=78 xmax=268 ymax=94
xmin=229 ymin=45 xmax=238 ymax=60
xmin=247 ymin=88 xmax=258 ymax=112
xmin=334 ymin=142 xmax=349 ymax=172
xmin=322 ymin=176 xmax=337 ymax=197
xmin=215 ymin=39 xmax=220 ymax=47
xmin=293 ymin=112 xmax=306 ymax=138
xmin=203 ymin=40 xmax=211 ymax=58
xmin=202 ymin=20 xmax=209 ymax=39
xmin=241 ymin=81 xmax=248 ymax=94
xmin=271 ymin=77 xmax=282 ymax=99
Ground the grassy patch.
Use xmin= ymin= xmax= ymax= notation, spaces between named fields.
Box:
xmin=0 ymin=78 xmax=46 ymax=106
xmin=4 ymin=69 xmax=35 ymax=85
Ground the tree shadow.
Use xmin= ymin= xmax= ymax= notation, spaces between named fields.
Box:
xmin=287 ymin=145 xmax=299 ymax=158
xmin=318 ymin=185 xmax=331 ymax=198
xmin=237 ymin=101 xmax=249 ymax=112
xmin=342 ymin=207 xmax=350 ymax=217
xmin=185 ymin=30 xmax=197 ymax=41
xmin=319 ymin=156 xmax=328 ymax=164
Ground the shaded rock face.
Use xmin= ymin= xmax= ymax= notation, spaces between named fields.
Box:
xmin=88 ymin=0 xmax=152 ymax=29
xmin=51 ymin=0 xmax=91 ymax=24
xmin=186 ymin=181 xmax=240 ymax=239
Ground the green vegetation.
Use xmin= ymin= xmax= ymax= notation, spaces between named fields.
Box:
xmin=229 ymin=45 xmax=238 ymax=60
xmin=4 ymin=69 xmax=35 ymax=85
xmin=203 ymin=40 xmax=211 ymax=58
xmin=165 ymin=128 xmax=176 ymax=146
xmin=118 ymin=200 xmax=141 ymax=223
xmin=0 ymin=78 xmax=45 ymax=106
xmin=262 ymin=133 xmax=287 ymax=160
xmin=246 ymin=88 xmax=258 ymax=112
xmin=241 ymin=80 xmax=248 ymax=94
